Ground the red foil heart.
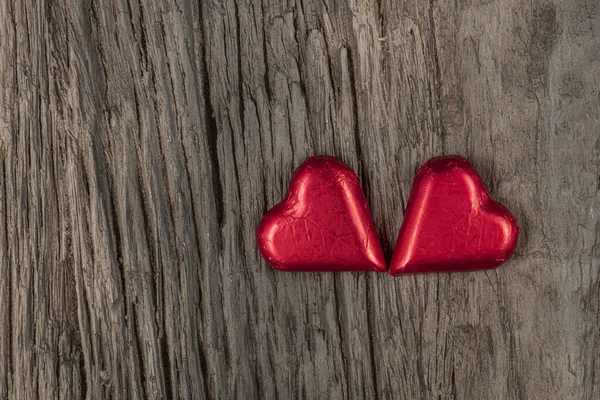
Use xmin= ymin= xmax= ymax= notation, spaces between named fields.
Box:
xmin=389 ymin=156 xmax=519 ymax=275
xmin=257 ymin=156 xmax=386 ymax=272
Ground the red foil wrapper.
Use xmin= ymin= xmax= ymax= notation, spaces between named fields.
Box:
xmin=257 ymin=156 xmax=386 ymax=272
xmin=390 ymin=156 xmax=519 ymax=275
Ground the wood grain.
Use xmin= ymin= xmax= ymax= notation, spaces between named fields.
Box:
xmin=0 ymin=0 xmax=599 ymax=398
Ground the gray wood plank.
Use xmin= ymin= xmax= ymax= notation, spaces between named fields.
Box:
xmin=0 ymin=0 xmax=598 ymax=398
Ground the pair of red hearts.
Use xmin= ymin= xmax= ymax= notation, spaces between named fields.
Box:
xmin=257 ymin=156 xmax=519 ymax=275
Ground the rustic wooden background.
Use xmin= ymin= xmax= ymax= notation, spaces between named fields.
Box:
xmin=1 ymin=0 xmax=599 ymax=398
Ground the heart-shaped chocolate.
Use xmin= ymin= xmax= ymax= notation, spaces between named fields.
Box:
xmin=389 ymin=156 xmax=519 ymax=275
xmin=257 ymin=156 xmax=386 ymax=272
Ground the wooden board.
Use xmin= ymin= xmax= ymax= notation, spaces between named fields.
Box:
xmin=1 ymin=0 xmax=599 ymax=398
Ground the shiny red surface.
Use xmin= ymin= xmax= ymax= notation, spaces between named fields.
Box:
xmin=257 ymin=156 xmax=386 ymax=272
xmin=389 ymin=156 xmax=519 ymax=275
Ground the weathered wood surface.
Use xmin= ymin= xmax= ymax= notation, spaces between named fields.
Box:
xmin=0 ymin=0 xmax=599 ymax=398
